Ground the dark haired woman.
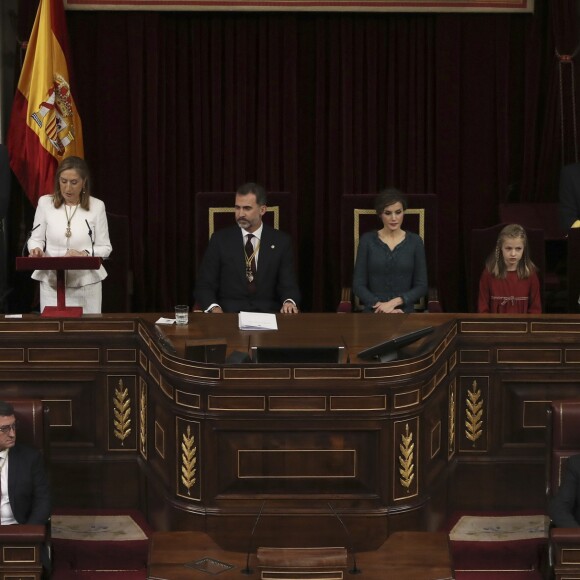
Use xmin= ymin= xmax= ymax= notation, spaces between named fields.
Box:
xmin=28 ymin=156 xmax=112 ymax=313
xmin=352 ymin=189 xmax=428 ymax=313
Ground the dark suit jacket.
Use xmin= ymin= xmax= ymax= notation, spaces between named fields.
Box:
xmin=550 ymin=453 xmax=580 ymax=527
xmin=7 ymin=443 xmax=51 ymax=524
xmin=194 ymin=224 xmax=300 ymax=313
xmin=559 ymin=163 xmax=580 ymax=231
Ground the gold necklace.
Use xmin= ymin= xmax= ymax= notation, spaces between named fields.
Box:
xmin=64 ymin=203 xmax=80 ymax=238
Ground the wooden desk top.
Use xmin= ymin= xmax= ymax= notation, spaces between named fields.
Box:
xmin=147 ymin=531 xmax=454 ymax=580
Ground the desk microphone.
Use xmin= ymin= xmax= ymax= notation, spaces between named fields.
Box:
xmin=327 ymin=502 xmax=361 ymax=575
xmin=21 ymin=224 xmax=40 ymax=257
xmin=241 ymin=500 xmax=266 ymax=575
xmin=85 ymin=219 xmax=95 ymax=256
xmin=154 ymin=326 xmax=177 ymax=355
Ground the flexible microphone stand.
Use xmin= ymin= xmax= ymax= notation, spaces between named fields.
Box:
xmin=21 ymin=224 xmax=41 ymax=256
xmin=241 ymin=501 xmax=266 ymax=575
xmin=85 ymin=220 xmax=95 ymax=256
xmin=327 ymin=503 xmax=361 ymax=574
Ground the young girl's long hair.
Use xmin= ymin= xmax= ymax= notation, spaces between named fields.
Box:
xmin=485 ymin=224 xmax=536 ymax=279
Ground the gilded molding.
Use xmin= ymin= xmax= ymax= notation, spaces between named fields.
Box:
xmin=399 ymin=423 xmax=415 ymax=491
xmin=113 ymin=379 xmax=132 ymax=445
xmin=180 ymin=425 xmax=198 ymax=496
xmin=465 ymin=380 xmax=483 ymax=446
xmin=448 ymin=381 xmax=456 ymax=458
xmin=139 ymin=379 xmax=147 ymax=458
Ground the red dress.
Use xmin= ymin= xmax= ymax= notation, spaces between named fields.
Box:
xmin=478 ymin=269 xmax=541 ymax=313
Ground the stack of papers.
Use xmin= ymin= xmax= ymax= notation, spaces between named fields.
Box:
xmin=238 ymin=312 xmax=278 ymax=330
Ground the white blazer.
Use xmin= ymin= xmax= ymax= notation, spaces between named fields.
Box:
xmin=28 ymin=194 xmax=113 ymax=288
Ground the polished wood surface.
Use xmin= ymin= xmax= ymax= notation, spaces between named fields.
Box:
xmin=3 ymin=312 xmax=580 ymax=552
xmin=147 ymin=531 xmax=453 ymax=580
xmin=0 ymin=524 xmax=45 ymax=580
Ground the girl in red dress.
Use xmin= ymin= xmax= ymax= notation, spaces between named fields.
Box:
xmin=478 ymin=224 xmax=542 ymax=313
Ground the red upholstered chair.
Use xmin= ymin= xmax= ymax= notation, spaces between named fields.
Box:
xmin=546 ymin=400 xmax=580 ymax=580
xmin=0 ymin=399 xmax=51 ymax=578
xmin=338 ymin=193 xmax=441 ymax=313
xmin=499 ymin=203 xmax=563 ymax=294
xmin=468 ymin=224 xmax=545 ymax=313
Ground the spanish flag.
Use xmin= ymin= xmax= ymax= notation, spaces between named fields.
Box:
xmin=7 ymin=0 xmax=83 ymax=207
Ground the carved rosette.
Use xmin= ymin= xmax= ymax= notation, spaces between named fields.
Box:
xmin=139 ymin=378 xmax=147 ymax=459
xmin=176 ymin=418 xmax=201 ymax=501
xmin=108 ymin=375 xmax=137 ymax=451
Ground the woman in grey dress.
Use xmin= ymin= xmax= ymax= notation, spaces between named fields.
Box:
xmin=353 ymin=189 xmax=428 ymax=314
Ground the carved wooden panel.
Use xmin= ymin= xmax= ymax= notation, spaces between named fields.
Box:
xmin=393 ymin=417 xmax=419 ymax=501
xmin=176 ymin=417 xmax=201 ymax=502
xmin=107 ymin=375 xmax=137 ymax=451
xmin=458 ymin=376 xmax=489 ymax=453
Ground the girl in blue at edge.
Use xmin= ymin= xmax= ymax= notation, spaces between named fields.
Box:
xmin=352 ymin=188 xmax=428 ymax=313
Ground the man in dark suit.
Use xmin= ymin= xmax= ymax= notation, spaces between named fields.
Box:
xmin=0 ymin=401 xmax=51 ymax=526
xmin=195 ymin=183 xmax=301 ymax=313
xmin=559 ymin=163 xmax=580 ymax=232
xmin=549 ymin=453 xmax=580 ymax=527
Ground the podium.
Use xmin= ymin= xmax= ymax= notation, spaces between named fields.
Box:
xmin=16 ymin=256 xmax=101 ymax=318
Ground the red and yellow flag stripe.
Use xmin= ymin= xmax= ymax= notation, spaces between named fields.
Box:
xmin=7 ymin=0 xmax=83 ymax=207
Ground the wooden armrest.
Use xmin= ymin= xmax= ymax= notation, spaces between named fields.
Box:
xmin=551 ymin=528 xmax=580 ymax=544
xmin=0 ymin=524 xmax=46 ymax=542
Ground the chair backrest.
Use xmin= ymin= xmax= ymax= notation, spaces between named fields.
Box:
xmin=339 ymin=193 xmax=438 ymax=310
xmin=546 ymin=400 xmax=580 ymax=498
xmin=499 ymin=203 xmax=563 ymax=241
xmin=102 ymin=213 xmax=132 ymax=312
xmin=468 ymin=223 xmax=545 ymax=313
xmin=194 ymin=192 xmax=297 ymax=270
xmin=3 ymin=399 xmax=49 ymax=459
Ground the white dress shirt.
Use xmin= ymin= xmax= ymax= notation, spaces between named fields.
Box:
xmin=0 ymin=449 xmax=17 ymax=525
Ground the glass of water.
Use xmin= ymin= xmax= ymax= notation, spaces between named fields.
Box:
xmin=175 ymin=305 xmax=189 ymax=325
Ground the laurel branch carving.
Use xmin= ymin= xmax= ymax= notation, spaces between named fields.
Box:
xmin=399 ymin=423 xmax=415 ymax=490
xmin=181 ymin=425 xmax=197 ymax=495
xmin=465 ymin=379 xmax=483 ymax=446
xmin=113 ymin=379 xmax=132 ymax=445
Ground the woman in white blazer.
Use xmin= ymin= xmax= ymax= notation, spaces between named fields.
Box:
xmin=28 ymin=156 xmax=112 ymax=313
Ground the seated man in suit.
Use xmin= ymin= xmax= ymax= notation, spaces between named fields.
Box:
xmin=559 ymin=163 xmax=580 ymax=232
xmin=195 ymin=183 xmax=300 ymax=313
xmin=0 ymin=401 xmax=51 ymax=526
xmin=550 ymin=453 xmax=580 ymax=527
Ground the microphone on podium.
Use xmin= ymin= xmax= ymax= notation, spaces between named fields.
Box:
xmin=85 ymin=219 xmax=95 ymax=256
xmin=327 ymin=502 xmax=361 ymax=575
xmin=241 ymin=500 xmax=266 ymax=575
xmin=21 ymin=224 xmax=40 ymax=257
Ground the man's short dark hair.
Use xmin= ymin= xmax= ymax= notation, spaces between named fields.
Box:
xmin=237 ymin=182 xmax=267 ymax=206
xmin=0 ymin=401 xmax=15 ymax=417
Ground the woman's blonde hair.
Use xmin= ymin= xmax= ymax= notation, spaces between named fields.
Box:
xmin=485 ymin=224 xmax=536 ymax=279
xmin=52 ymin=156 xmax=91 ymax=210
